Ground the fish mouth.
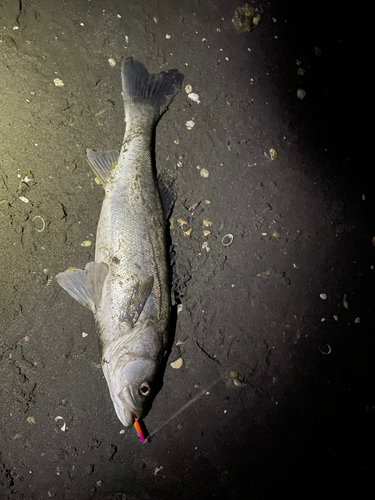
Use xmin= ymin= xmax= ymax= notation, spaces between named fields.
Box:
xmin=122 ymin=407 xmax=137 ymax=427
xmin=116 ymin=385 xmax=142 ymax=427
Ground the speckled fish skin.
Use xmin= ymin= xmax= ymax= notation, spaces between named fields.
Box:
xmin=96 ymin=109 xmax=168 ymax=348
xmin=97 ymin=113 xmax=172 ymax=427
xmin=56 ymin=58 xmax=183 ymax=428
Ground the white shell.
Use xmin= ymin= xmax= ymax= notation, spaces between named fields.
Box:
xmin=33 ymin=215 xmax=45 ymax=232
xmin=221 ymin=234 xmax=233 ymax=246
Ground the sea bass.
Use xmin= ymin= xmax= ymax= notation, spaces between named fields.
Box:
xmin=56 ymin=58 xmax=183 ymax=429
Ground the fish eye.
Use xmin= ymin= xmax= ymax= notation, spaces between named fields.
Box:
xmin=139 ymin=381 xmax=151 ymax=397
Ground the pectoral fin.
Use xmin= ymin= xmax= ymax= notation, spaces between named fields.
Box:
xmin=85 ymin=262 xmax=109 ymax=309
xmin=56 ymin=267 xmax=95 ymax=312
xmin=120 ymin=276 xmax=154 ymax=327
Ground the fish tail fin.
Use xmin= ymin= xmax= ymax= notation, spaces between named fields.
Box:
xmin=121 ymin=57 xmax=183 ymax=121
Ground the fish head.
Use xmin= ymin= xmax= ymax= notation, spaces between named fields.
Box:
xmin=110 ymin=356 xmax=158 ymax=427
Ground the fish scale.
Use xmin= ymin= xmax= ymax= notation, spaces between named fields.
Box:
xmin=97 ymin=142 xmax=166 ymax=326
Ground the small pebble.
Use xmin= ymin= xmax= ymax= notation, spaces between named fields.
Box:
xmin=177 ymin=219 xmax=187 ymax=227
xmin=297 ymin=88 xmax=306 ymax=100
xmin=170 ymin=358 xmax=183 ymax=369
xmin=269 ymin=148 xmax=278 ymax=160
xmin=233 ymin=378 xmax=246 ymax=387
xmin=343 ymin=294 xmax=349 ymax=309
xmin=188 ymin=93 xmax=200 ymax=103
xmin=315 ymin=46 xmax=322 ymax=57
xmin=202 ymin=241 xmax=210 ymax=252
xmin=53 ymin=78 xmax=64 ymax=87
xmin=320 ymin=293 xmax=327 ymax=300
xmin=354 ymin=317 xmax=361 ymax=324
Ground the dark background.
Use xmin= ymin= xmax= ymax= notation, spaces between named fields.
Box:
xmin=1 ymin=1 xmax=374 ymax=498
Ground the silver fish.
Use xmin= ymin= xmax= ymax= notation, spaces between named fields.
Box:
xmin=56 ymin=58 xmax=183 ymax=428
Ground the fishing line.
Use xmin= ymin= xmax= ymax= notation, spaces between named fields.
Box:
xmin=147 ymin=377 xmax=222 ymax=441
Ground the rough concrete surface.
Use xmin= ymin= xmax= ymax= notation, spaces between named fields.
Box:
xmin=1 ymin=1 xmax=374 ymax=499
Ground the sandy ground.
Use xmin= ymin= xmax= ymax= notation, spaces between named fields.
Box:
xmin=1 ymin=1 xmax=374 ymax=499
